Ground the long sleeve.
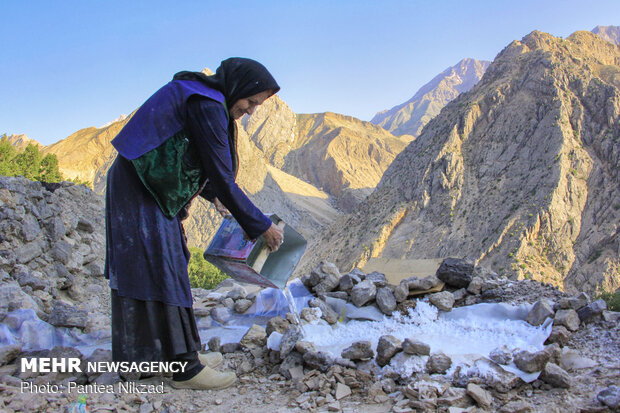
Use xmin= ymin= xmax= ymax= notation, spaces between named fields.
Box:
xmin=185 ymin=97 xmax=272 ymax=239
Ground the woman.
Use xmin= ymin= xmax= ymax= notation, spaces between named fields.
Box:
xmin=104 ymin=58 xmax=284 ymax=390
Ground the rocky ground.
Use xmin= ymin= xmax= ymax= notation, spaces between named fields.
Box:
xmin=0 ymin=177 xmax=619 ymax=413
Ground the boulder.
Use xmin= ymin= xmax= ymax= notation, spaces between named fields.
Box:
xmin=300 ymin=307 xmax=322 ymax=323
xmin=365 ymin=272 xmax=388 ymax=288
xmin=576 ymin=299 xmax=606 ymax=322
xmin=545 ymin=326 xmax=571 ymax=346
xmin=402 ymin=339 xmax=430 ymax=356
xmin=48 ymin=301 xmax=87 ymax=329
xmin=393 ymin=282 xmax=409 ymax=302
xmin=279 ymin=352 xmax=304 ymax=379
xmin=526 ymin=300 xmax=555 ymax=326
xmin=234 ymin=299 xmax=253 ymax=314
xmin=15 ymin=241 xmax=43 ymax=264
xmin=50 ymin=241 xmax=72 ymax=265
xmin=308 ymin=298 xmax=339 ymax=324
xmin=489 ymin=347 xmax=512 ymax=365
xmin=405 ymin=275 xmax=442 ymax=292
xmin=513 ymin=349 xmax=550 ymax=373
xmin=375 ymin=287 xmax=397 ymax=315
xmin=210 ymin=306 xmax=233 ymax=324
xmin=239 ymin=324 xmax=267 ymax=350
xmin=279 ymin=326 xmax=303 ymax=358
xmin=303 ymin=351 xmax=333 ymax=372
xmin=540 ymin=362 xmax=571 ymax=388
xmin=467 ymin=277 xmax=483 ymax=295
xmin=226 ymin=286 xmax=247 ymax=300
xmin=426 ymin=352 xmax=452 ymax=374
xmin=341 ymin=341 xmax=374 ymax=361
xmin=436 ymin=258 xmax=474 ymax=288
xmin=428 ymin=291 xmax=454 ymax=312
xmin=338 ymin=272 xmax=360 ymax=292
xmin=554 ymin=309 xmax=580 ymax=331
xmin=597 ymin=385 xmax=620 ymax=410
xmin=207 ymin=337 xmax=221 ymax=352
xmin=376 ymin=335 xmax=402 ymax=367
xmin=266 ymin=316 xmax=289 ymax=335
xmin=466 ymin=383 xmax=493 ymax=409
xmin=350 ymin=280 xmax=376 ymax=307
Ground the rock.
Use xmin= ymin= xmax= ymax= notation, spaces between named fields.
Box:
xmin=48 ymin=301 xmax=88 ymax=328
xmin=220 ymin=343 xmax=240 ymax=354
xmin=94 ymin=372 xmax=120 ymax=385
xmin=210 ymin=306 xmax=233 ymax=324
xmin=15 ymin=241 xmax=43 ymax=264
xmin=207 ymin=337 xmax=221 ymax=352
xmin=341 ymin=341 xmax=374 ymax=360
xmin=452 ymin=288 xmax=468 ymax=301
xmin=375 ymin=287 xmax=397 ymax=315
xmin=335 ymin=382 xmax=351 ymax=400
xmin=554 ymin=309 xmax=580 ymax=331
xmin=405 ymin=275 xmax=442 ymax=291
xmin=365 ymin=271 xmax=387 ymax=288
xmin=526 ymin=300 xmax=555 ymax=326
xmin=50 ymin=241 xmax=71 ymax=265
xmin=300 ymin=307 xmax=322 ymax=323
xmin=15 ymin=269 xmax=47 ymax=291
xmin=559 ymin=292 xmax=589 ymax=310
xmin=597 ymin=385 xmax=620 ymax=410
xmin=280 ymin=326 xmax=303 ymax=358
xmin=393 ymin=282 xmax=409 ymax=302
xmin=327 ymin=401 xmax=341 ymax=411
xmin=226 ymin=286 xmax=247 ymax=300
xmin=53 ymin=263 xmax=74 ymax=289
xmin=20 ymin=215 xmax=41 ymax=242
xmin=234 ymin=299 xmax=252 ymax=313
xmin=308 ymin=298 xmax=339 ymax=324
xmin=545 ymin=326 xmax=571 ymax=346
xmin=499 ymin=400 xmax=532 ymax=413
xmin=576 ymin=299 xmax=606 ymax=322
xmin=77 ymin=218 xmax=95 ymax=233
xmin=559 ymin=348 xmax=597 ymax=371
xmin=428 ymin=291 xmax=455 ymax=311
xmin=279 ymin=352 xmax=303 ymax=379
xmin=339 ymin=272 xmax=360 ymax=292
xmin=467 ymin=277 xmax=483 ymax=295
xmin=322 ymin=291 xmax=348 ymax=300
xmin=540 ymin=362 xmax=571 ymax=388
xmin=240 ymin=324 xmax=267 ymax=350
xmin=311 ymin=262 xmax=341 ymax=294
xmin=303 ymin=351 xmax=333 ymax=372
xmin=489 ymin=347 xmax=512 ymax=365
xmin=46 ymin=217 xmax=65 ymax=241
xmin=266 ymin=316 xmax=289 ymax=335
xmin=602 ymin=310 xmax=620 ymax=323
xmin=222 ymin=297 xmax=235 ymax=309
xmin=294 ymin=341 xmax=316 ymax=355
xmin=0 ymin=344 xmax=22 ymax=366
xmin=513 ymin=349 xmax=550 ymax=373
xmin=426 ymin=352 xmax=452 ymax=374
xmin=466 ymin=383 xmax=493 ymax=409
xmin=436 ymin=258 xmax=474 ymax=288
xmin=376 ymin=335 xmax=402 ymax=367
xmin=350 ymin=280 xmax=376 ymax=307
xmin=402 ymin=339 xmax=430 ymax=356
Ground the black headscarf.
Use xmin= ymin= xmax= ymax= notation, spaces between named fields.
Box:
xmin=173 ymin=58 xmax=280 ymax=177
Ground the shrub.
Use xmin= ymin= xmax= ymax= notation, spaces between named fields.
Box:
xmin=188 ymin=246 xmax=229 ymax=289
xmin=597 ymin=290 xmax=620 ymax=312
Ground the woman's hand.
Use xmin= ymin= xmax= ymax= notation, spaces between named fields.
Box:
xmin=263 ymin=223 xmax=284 ymax=252
xmin=213 ymin=197 xmax=231 ymax=218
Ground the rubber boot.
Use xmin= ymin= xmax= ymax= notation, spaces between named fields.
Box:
xmin=171 ymin=365 xmax=236 ymax=390
xmin=198 ymin=352 xmax=223 ymax=368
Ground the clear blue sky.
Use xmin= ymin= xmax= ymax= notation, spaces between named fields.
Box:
xmin=1 ymin=0 xmax=618 ymax=145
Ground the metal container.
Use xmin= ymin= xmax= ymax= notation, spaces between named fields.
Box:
xmin=204 ymin=214 xmax=307 ymax=289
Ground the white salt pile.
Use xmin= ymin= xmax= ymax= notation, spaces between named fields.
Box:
xmin=303 ymin=300 xmax=553 ymax=381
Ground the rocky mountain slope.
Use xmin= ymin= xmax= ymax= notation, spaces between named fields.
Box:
xmin=592 ymin=25 xmax=620 ymax=45
xmin=302 ymin=30 xmax=620 ymax=296
xmin=4 ymin=134 xmax=42 ymax=150
xmin=371 ymin=58 xmax=490 ymax=137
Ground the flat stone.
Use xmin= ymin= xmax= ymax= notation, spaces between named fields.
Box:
xmin=220 ymin=343 xmax=240 ymax=353
xmin=513 ymin=349 xmax=550 ymax=373
xmin=402 ymin=339 xmax=430 ymax=356
xmin=376 ymin=335 xmax=402 ymax=367
xmin=429 ymin=291 xmax=455 ymax=311
xmin=577 ymin=299 xmax=606 ymax=322
xmin=466 ymin=383 xmax=493 ymax=408
xmin=597 ymin=385 xmax=620 ymax=410
xmin=48 ymin=301 xmax=87 ymax=328
xmin=335 ymin=382 xmax=351 ymax=400
xmin=77 ymin=218 xmax=95 ymax=233
xmin=327 ymin=400 xmax=341 ymax=411
xmin=350 ymin=280 xmax=376 ymax=307
xmin=499 ymin=400 xmax=532 ymax=413
xmin=50 ymin=240 xmax=71 ymax=264
xmin=240 ymin=324 xmax=267 ymax=350
xmin=294 ymin=341 xmax=316 ymax=355
xmin=15 ymin=241 xmax=43 ymax=264
xmin=540 ymin=362 xmax=571 ymax=388
xmin=426 ymin=352 xmax=452 ymax=374
xmin=436 ymin=258 xmax=474 ymax=288
xmin=602 ymin=310 xmax=620 ymax=322
xmin=341 ymin=341 xmax=374 ymax=360
xmin=526 ymin=300 xmax=555 ymax=326
xmin=375 ymin=287 xmax=397 ymax=315
xmin=554 ymin=309 xmax=580 ymax=331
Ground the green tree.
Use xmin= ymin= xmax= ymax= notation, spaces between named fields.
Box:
xmin=12 ymin=144 xmax=42 ymax=180
xmin=187 ymin=246 xmax=229 ymax=289
xmin=38 ymin=154 xmax=63 ymax=182
xmin=0 ymin=136 xmax=17 ymax=176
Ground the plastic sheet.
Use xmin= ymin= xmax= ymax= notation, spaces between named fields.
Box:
xmin=0 ymin=309 xmax=110 ymax=357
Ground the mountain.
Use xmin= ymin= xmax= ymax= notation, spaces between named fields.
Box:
xmin=592 ymin=25 xmax=620 ymax=45
xmin=4 ymin=134 xmax=42 ymax=150
xmin=302 ymin=30 xmax=620 ymax=295
xmin=242 ymin=97 xmax=411 ymax=211
xmin=371 ymin=58 xmax=490 ymax=137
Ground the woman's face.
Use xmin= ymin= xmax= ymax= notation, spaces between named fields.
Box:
xmin=229 ymin=90 xmax=273 ymax=120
